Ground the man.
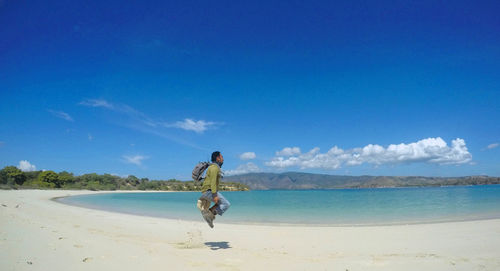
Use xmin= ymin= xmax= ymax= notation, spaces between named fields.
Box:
xmin=199 ymin=151 xmax=231 ymax=228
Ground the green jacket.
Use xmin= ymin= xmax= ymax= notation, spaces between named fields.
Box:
xmin=201 ymin=164 xmax=221 ymax=194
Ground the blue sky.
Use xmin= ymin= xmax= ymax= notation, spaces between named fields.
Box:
xmin=1 ymin=0 xmax=499 ymax=179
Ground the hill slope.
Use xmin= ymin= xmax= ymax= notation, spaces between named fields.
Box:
xmin=223 ymin=172 xmax=500 ymax=190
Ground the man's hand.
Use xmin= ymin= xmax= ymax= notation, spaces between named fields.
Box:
xmin=213 ymin=196 xmax=219 ymax=204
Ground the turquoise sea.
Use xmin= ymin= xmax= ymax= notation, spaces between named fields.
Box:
xmin=57 ymin=185 xmax=500 ymax=226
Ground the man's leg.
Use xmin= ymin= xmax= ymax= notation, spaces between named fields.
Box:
xmin=199 ymin=191 xmax=216 ymax=227
xmin=197 ymin=191 xmax=211 ymax=211
xmin=202 ymin=190 xmax=218 ymax=216
xmin=209 ymin=199 xmax=218 ymax=215
xmin=210 ymin=192 xmax=230 ymax=216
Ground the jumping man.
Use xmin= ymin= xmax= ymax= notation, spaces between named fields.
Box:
xmin=200 ymin=151 xmax=231 ymax=228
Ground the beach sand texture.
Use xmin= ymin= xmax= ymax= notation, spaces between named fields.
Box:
xmin=1 ymin=190 xmax=499 ymax=271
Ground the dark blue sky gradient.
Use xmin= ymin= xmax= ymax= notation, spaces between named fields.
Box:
xmin=1 ymin=0 xmax=499 ymax=178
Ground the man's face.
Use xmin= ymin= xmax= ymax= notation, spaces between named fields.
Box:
xmin=217 ymin=154 xmax=224 ymax=163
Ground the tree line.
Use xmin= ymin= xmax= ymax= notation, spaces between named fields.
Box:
xmin=0 ymin=166 xmax=249 ymax=191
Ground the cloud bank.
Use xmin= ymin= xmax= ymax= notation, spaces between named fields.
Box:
xmin=225 ymin=162 xmax=261 ymax=176
xmin=276 ymin=147 xmax=301 ymax=156
xmin=164 ymin=118 xmax=217 ymax=133
xmin=80 ymin=99 xmax=219 ymax=134
xmin=48 ymin=110 xmax=74 ymax=122
xmin=18 ymin=160 xmax=36 ymax=172
xmin=239 ymin=152 xmax=256 ymax=160
xmin=487 ymin=143 xmax=499 ymax=149
xmin=122 ymin=155 xmax=148 ymax=166
xmin=266 ymin=137 xmax=472 ymax=170
xmin=79 ymin=99 xmax=114 ymax=109
xmin=79 ymin=98 xmax=221 ymax=149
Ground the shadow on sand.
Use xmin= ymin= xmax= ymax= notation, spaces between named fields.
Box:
xmin=204 ymin=241 xmax=232 ymax=250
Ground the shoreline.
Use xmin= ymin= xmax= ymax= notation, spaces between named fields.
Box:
xmin=54 ymin=189 xmax=500 ymax=228
xmin=2 ymin=189 xmax=500 ymax=270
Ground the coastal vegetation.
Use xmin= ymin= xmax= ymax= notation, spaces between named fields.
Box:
xmin=2 ymin=166 xmax=498 ymax=191
xmin=0 ymin=166 xmax=249 ymax=191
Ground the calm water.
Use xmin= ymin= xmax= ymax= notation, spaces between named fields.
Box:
xmin=57 ymin=185 xmax=500 ymax=226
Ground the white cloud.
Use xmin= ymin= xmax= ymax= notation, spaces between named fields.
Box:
xmin=48 ymin=110 xmax=74 ymax=122
xmin=165 ymin=118 xmax=217 ymax=133
xmin=79 ymin=99 xmax=114 ymax=109
xmin=80 ymin=98 xmax=219 ymax=148
xmin=80 ymin=99 xmax=158 ymax=128
xmin=225 ymin=162 xmax=261 ymax=176
xmin=110 ymin=173 xmax=129 ymax=178
xmin=276 ymin=147 xmax=301 ymax=156
xmin=487 ymin=143 xmax=499 ymax=149
xmin=18 ymin=160 xmax=36 ymax=172
xmin=239 ymin=152 xmax=256 ymax=160
xmin=266 ymin=137 xmax=472 ymax=170
xmin=122 ymin=155 xmax=148 ymax=166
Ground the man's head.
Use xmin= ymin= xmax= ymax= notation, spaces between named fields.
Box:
xmin=211 ymin=151 xmax=224 ymax=166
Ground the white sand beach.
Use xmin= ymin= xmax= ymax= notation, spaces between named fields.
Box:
xmin=1 ymin=190 xmax=499 ymax=271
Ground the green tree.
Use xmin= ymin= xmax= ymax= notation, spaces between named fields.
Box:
xmin=126 ymin=175 xmax=139 ymax=186
xmin=58 ymin=171 xmax=74 ymax=187
xmin=24 ymin=171 xmax=41 ymax=184
xmin=37 ymin=170 xmax=60 ymax=188
xmin=0 ymin=166 xmax=9 ymax=184
xmin=76 ymin=173 xmax=99 ymax=186
xmin=0 ymin=166 xmax=26 ymax=185
xmin=86 ymin=181 xmax=101 ymax=191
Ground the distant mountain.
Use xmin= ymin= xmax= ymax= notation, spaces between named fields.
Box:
xmin=223 ymin=172 xmax=500 ymax=190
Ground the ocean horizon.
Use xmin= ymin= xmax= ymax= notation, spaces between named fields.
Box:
xmin=57 ymin=185 xmax=500 ymax=226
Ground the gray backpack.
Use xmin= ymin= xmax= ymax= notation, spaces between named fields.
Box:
xmin=192 ymin=162 xmax=210 ymax=183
